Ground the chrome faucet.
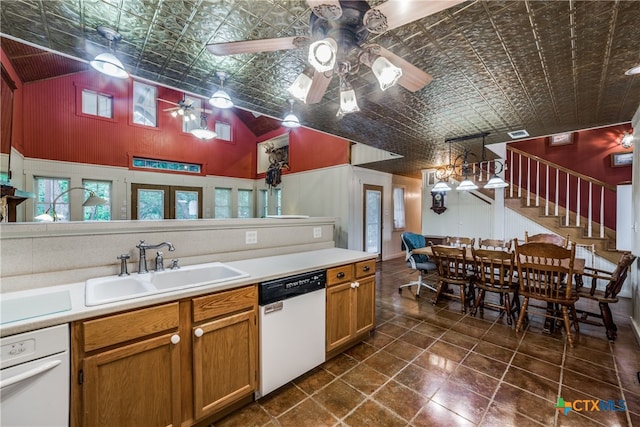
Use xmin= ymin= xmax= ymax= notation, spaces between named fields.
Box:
xmin=136 ymin=240 xmax=175 ymax=274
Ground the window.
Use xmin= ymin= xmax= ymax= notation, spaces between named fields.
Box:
xmin=258 ymin=188 xmax=281 ymax=217
xmin=175 ymin=190 xmax=199 ymax=220
xmin=82 ymin=89 xmax=113 ymax=118
xmin=393 ymin=186 xmax=406 ymax=230
xmin=82 ymin=180 xmax=111 ymax=221
xmin=35 ymin=177 xmax=69 ymax=221
xmin=214 ymin=187 xmax=232 ymax=218
xmin=132 ymin=81 xmax=157 ymax=126
xmin=238 ymin=189 xmax=253 ymax=218
xmin=215 ymin=122 xmax=232 ymax=141
xmin=182 ymin=96 xmax=201 ymax=134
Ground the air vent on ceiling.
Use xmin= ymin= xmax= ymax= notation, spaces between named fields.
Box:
xmin=507 ymin=130 xmax=529 ymax=139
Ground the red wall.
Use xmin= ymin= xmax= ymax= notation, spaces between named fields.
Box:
xmin=1 ymin=47 xmax=24 ymax=155
xmin=11 ymin=67 xmax=350 ymax=179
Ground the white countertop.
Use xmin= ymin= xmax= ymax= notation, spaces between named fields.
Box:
xmin=0 ymin=248 xmax=376 ymax=337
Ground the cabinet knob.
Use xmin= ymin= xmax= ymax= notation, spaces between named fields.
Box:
xmin=337 ymin=272 xmax=345 ymax=279
xmin=363 ymin=265 xmax=370 ymax=272
xmin=170 ymin=334 xmax=180 ymax=345
xmin=354 ymin=281 xmax=360 ymax=288
xmin=351 ymin=282 xmax=357 ymax=289
xmin=194 ymin=328 xmax=204 ymax=338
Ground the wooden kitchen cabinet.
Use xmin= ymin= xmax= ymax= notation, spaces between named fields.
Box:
xmin=325 ymin=260 xmax=376 ymax=358
xmin=72 ymin=285 xmax=258 ymax=427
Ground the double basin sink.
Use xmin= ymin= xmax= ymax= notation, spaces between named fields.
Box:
xmin=85 ymin=262 xmax=249 ymax=306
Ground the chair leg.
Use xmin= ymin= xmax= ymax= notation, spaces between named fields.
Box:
xmin=599 ymin=302 xmax=617 ymax=341
xmin=432 ymin=280 xmax=445 ymax=306
xmin=460 ymin=284 xmax=466 ymax=314
xmin=561 ymin=305 xmax=574 ymax=347
xmin=515 ymin=297 xmax=529 ymax=333
xmin=503 ymin=292 xmax=512 ymax=326
xmin=471 ymin=289 xmax=485 ymax=316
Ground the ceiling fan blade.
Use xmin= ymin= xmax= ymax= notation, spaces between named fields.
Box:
xmin=307 ymin=0 xmax=342 ymax=20
xmin=207 ymin=36 xmax=309 ymax=56
xmin=376 ymin=47 xmax=433 ymax=92
xmin=365 ymin=0 xmax=466 ymax=33
xmin=158 ymin=98 xmax=178 ymax=106
xmin=306 ymin=71 xmax=333 ymax=104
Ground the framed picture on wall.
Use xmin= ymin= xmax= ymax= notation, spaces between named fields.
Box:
xmin=610 ymin=151 xmax=633 ymax=167
xmin=549 ymin=132 xmax=573 ymax=146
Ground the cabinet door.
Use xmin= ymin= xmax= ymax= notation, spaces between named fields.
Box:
xmin=354 ymin=276 xmax=375 ymax=336
xmin=192 ymin=310 xmax=256 ymax=419
xmin=83 ymin=333 xmax=181 ymax=427
xmin=326 ymin=281 xmax=354 ymax=352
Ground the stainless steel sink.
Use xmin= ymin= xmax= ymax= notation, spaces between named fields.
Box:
xmin=85 ymin=262 xmax=249 ymax=306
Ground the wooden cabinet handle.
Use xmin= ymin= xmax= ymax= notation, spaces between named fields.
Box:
xmin=170 ymin=334 xmax=180 ymax=345
xmin=337 ymin=272 xmax=345 ymax=279
xmin=194 ymin=328 xmax=204 ymax=338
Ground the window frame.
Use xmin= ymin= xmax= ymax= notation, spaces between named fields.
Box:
xmin=35 ymin=176 xmax=70 ymax=221
xmin=214 ymin=187 xmax=232 ymax=218
xmin=131 ymin=81 xmax=157 ymax=127
xmin=237 ymin=188 xmax=253 ymax=218
xmin=392 ymin=186 xmax=406 ymax=231
xmin=82 ymin=179 xmax=112 ymax=221
xmin=77 ymin=87 xmax=115 ymax=121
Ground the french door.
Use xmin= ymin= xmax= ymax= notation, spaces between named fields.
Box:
xmin=131 ymin=184 xmax=202 ymax=220
xmin=363 ymin=184 xmax=383 ymax=259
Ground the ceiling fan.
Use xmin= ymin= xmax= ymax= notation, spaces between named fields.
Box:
xmin=158 ymin=97 xmax=212 ymax=122
xmin=207 ymin=0 xmax=465 ymax=108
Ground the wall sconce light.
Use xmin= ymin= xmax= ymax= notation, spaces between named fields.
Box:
xmin=90 ymin=26 xmax=129 ymax=79
xmin=209 ymin=71 xmax=234 ymax=109
xmin=190 ymin=115 xmax=216 ymax=140
xmin=620 ymin=131 xmax=634 ymax=149
xmin=35 ymin=187 xmax=108 ymax=222
xmin=281 ymin=99 xmax=301 ymax=128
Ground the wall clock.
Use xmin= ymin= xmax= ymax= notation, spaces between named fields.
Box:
xmin=430 ymin=191 xmax=447 ymax=214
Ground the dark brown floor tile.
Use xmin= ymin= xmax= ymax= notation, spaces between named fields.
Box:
xmin=481 ymin=402 xmax=546 ymax=427
xmin=522 ymin=330 xmax=566 ymax=353
xmin=517 ymin=340 xmax=564 ymax=365
xmin=566 ymin=345 xmax=615 ymax=370
xmin=450 ymin=322 xmax=488 ymax=339
xmin=556 ymin=412 xmax=608 ymax=427
xmin=462 ymin=352 xmax=508 ymax=379
xmin=276 ymin=397 xmax=337 ymax=427
xmin=376 ymin=308 xmax=397 ymax=322
xmin=395 ymin=363 xmax=447 ymax=399
xmin=398 ymin=330 xmax=436 ymax=349
xmin=555 ymin=387 xmax=629 ymax=426
xmin=412 ymin=350 xmax=459 ymax=378
xmin=377 ymin=322 xmax=410 ymax=338
xmin=343 ymin=400 xmax=405 ymax=427
xmin=431 ymin=380 xmax=490 ymax=424
xmin=215 ymin=402 xmax=272 ymax=427
xmin=341 ymin=364 xmax=388 ymax=395
xmin=344 ymin=341 xmax=377 ymax=361
xmin=624 ymin=389 xmax=640 ymax=414
xmin=503 ymin=366 xmax=559 ymax=402
xmin=373 ymin=379 xmax=428 ymax=421
xmin=441 ymin=329 xmax=479 ymax=349
xmin=363 ymin=349 xmax=407 ymax=377
xmin=449 ymin=364 xmax=499 ymax=398
xmin=511 ymin=352 xmax=561 ymax=382
xmin=412 ymin=321 xmax=447 ymax=338
xmin=563 ymin=355 xmax=619 ymax=386
xmin=630 ymin=410 xmax=640 ymax=427
xmin=483 ymin=330 xmax=521 ymax=350
xmin=322 ymin=353 xmax=358 ymax=376
xmin=389 ymin=314 xmax=422 ymax=329
xmin=383 ymin=339 xmax=423 ymax=361
xmin=457 ymin=314 xmax=493 ymax=330
xmin=428 ymin=340 xmax=470 ymax=363
xmin=365 ymin=331 xmax=395 ymax=349
xmin=411 ymin=401 xmax=476 ymax=427
xmin=293 ymin=367 xmax=335 ymax=395
xmin=562 ymin=370 xmax=623 ymax=402
xmin=492 ymin=382 xmax=556 ymax=426
xmin=313 ymin=379 xmax=365 ymax=418
xmin=258 ymin=383 xmax=308 ymax=417
xmin=473 ymin=340 xmax=515 ymax=364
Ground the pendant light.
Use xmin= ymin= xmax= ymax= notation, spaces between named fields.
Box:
xmin=209 ymin=71 xmax=234 ymax=109
xmin=90 ymin=26 xmax=129 ymax=79
xmin=190 ymin=115 xmax=216 ymax=140
xmin=281 ymin=99 xmax=301 ymax=128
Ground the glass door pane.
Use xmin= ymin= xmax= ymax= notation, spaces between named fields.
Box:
xmin=137 ymin=189 xmax=164 ymax=220
xmin=175 ymin=190 xmax=199 ymax=219
xmin=364 ymin=185 xmax=382 ymax=256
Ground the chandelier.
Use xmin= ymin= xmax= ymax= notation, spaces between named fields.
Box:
xmin=432 ymin=132 xmax=509 ymax=192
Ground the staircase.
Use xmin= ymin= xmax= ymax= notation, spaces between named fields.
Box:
xmin=504 ymin=147 xmax=623 ymax=265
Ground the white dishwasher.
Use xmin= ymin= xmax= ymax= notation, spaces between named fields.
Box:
xmin=256 ymin=270 xmax=326 ymax=398
xmin=0 ymin=324 xmax=70 ymax=427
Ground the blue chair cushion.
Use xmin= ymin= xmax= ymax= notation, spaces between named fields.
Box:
xmin=402 ymin=232 xmax=430 ymax=264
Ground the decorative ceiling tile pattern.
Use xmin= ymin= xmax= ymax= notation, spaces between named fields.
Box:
xmin=1 ymin=0 xmax=639 ymax=177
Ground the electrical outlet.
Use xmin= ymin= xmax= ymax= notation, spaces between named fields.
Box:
xmin=245 ymin=230 xmax=258 ymax=244
xmin=313 ymin=227 xmax=322 ymax=238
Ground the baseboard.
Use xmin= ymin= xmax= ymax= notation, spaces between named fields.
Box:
xmin=631 ymin=315 xmax=640 ymax=347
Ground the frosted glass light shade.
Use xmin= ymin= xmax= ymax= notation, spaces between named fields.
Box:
xmin=337 ymin=88 xmax=359 ymax=117
xmin=371 ymin=56 xmax=402 ymax=91
xmin=209 ymin=89 xmax=233 ymax=109
xmin=457 ymin=178 xmax=478 ymax=191
xmin=90 ymin=52 xmax=129 ymax=79
xmin=288 ymin=72 xmax=313 ymax=103
xmin=432 ymin=181 xmax=452 ymax=192
xmin=484 ymin=175 xmax=509 ymax=189
xmin=190 ymin=127 xmax=216 ymax=140
xmin=282 ymin=112 xmax=301 ymax=128
xmin=308 ymin=38 xmax=337 ymax=72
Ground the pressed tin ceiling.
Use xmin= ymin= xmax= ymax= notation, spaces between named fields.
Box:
xmin=1 ymin=0 xmax=639 ymax=178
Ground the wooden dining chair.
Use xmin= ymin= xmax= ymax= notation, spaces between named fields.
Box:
xmin=524 ymin=232 xmax=570 ymax=248
xmin=430 ymin=245 xmax=475 ymax=313
xmin=470 ymin=247 xmax=519 ymax=325
xmin=478 ymin=238 xmax=512 ymax=251
xmin=514 ymin=241 xmax=580 ymax=347
xmin=575 ymin=252 xmax=636 ymax=341
xmin=444 ymin=236 xmax=476 ymax=248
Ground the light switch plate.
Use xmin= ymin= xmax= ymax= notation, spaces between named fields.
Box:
xmin=245 ymin=230 xmax=258 ymax=244
xmin=313 ymin=227 xmax=322 ymax=238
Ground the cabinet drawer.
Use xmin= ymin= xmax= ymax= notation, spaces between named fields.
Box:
xmin=355 ymin=260 xmax=376 ymax=278
xmin=326 ymin=265 xmax=353 ymax=287
xmin=192 ymin=285 xmax=256 ymax=323
xmin=82 ymin=302 xmax=179 ymax=352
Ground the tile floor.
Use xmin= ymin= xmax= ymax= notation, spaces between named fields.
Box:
xmin=216 ymin=257 xmax=640 ymax=427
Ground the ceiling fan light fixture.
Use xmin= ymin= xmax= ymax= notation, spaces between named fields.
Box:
xmin=308 ymin=38 xmax=337 ymax=73
xmin=620 ymin=131 xmax=634 ymax=148
xmin=282 ymin=99 xmax=301 ymax=128
xmin=337 ymin=82 xmax=359 ymax=117
xmin=288 ymin=71 xmax=313 ymax=103
xmin=90 ymin=26 xmax=129 ymax=79
xmin=171 ymin=110 xmax=178 ymax=118
xmin=371 ymin=56 xmax=402 ymax=91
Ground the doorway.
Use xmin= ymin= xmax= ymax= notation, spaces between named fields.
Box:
xmin=131 ymin=184 xmax=202 ymax=220
xmin=363 ymin=184 xmax=383 ymax=259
